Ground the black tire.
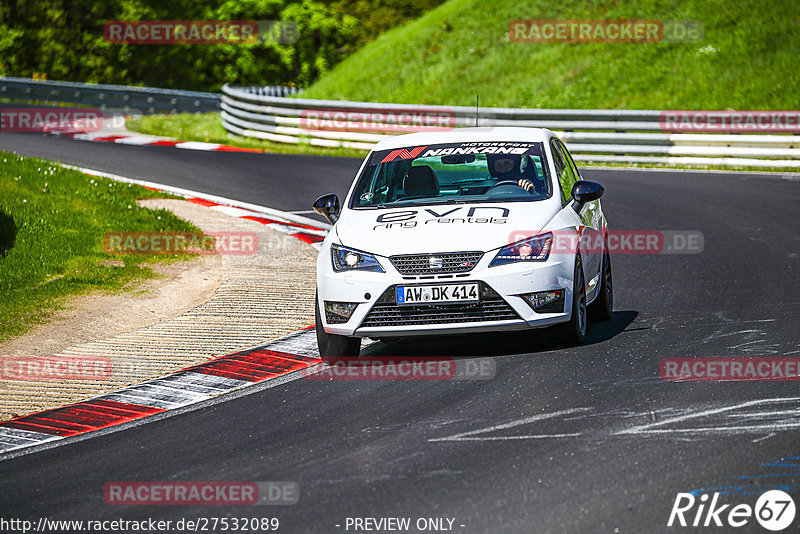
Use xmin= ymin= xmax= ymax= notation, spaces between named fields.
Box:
xmin=589 ymin=249 xmax=613 ymax=321
xmin=559 ymin=256 xmax=587 ymax=345
xmin=315 ymin=291 xmax=361 ymax=360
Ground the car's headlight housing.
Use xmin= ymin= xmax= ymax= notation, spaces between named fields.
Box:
xmin=331 ymin=244 xmax=385 ymax=272
xmin=489 ymin=232 xmax=552 ymax=267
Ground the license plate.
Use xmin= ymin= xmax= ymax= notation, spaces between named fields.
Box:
xmin=396 ymin=283 xmax=479 ymax=305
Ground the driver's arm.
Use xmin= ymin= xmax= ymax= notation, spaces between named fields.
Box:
xmin=517 ymin=179 xmax=535 ymax=192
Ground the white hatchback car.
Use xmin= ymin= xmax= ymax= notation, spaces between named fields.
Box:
xmin=313 ymin=128 xmax=612 ymax=357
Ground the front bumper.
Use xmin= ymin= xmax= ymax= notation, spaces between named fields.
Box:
xmin=317 ymin=244 xmax=576 ymax=338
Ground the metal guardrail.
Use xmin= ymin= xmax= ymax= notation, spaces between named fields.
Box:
xmin=0 ymin=77 xmax=296 ymax=115
xmin=2 ymin=78 xmax=797 ymax=168
xmin=0 ymin=76 xmax=222 ymax=114
xmin=233 ymin=85 xmax=301 ymax=98
xmin=221 ymin=84 xmax=800 ymax=168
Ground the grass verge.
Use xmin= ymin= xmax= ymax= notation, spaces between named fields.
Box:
xmin=301 ymin=0 xmax=799 ymax=110
xmin=574 ymin=160 xmax=800 ymax=175
xmin=127 ymin=0 xmax=800 ymax=172
xmin=0 ymin=152 xmax=200 ymax=342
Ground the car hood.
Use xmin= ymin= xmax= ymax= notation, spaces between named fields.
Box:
xmin=335 ymin=202 xmax=558 ymax=256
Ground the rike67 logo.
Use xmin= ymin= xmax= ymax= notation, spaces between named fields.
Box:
xmin=668 ymin=490 xmax=796 ymax=531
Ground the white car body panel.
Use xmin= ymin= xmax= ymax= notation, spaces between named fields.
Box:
xmin=315 ymin=127 xmax=606 ymax=339
xmin=334 ymin=202 xmax=559 ymax=256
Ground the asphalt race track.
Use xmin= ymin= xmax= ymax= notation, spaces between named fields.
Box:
xmin=0 ymin=132 xmax=360 ymax=216
xmin=1 ymin=132 xmax=799 ymax=533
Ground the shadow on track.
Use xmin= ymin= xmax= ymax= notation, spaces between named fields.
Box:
xmin=361 ymin=310 xmax=638 ymax=358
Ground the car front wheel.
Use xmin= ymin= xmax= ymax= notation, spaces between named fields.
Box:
xmin=559 ymin=256 xmax=587 ymax=345
xmin=315 ymin=291 xmax=361 ymax=360
xmin=589 ymin=248 xmax=613 ymax=321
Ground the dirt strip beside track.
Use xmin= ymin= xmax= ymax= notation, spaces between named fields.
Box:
xmin=0 ymin=199 xmax=317 ymax=421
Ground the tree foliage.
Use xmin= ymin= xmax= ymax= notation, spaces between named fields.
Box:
xmin=0 ymin=0 xmax=444 ymax=90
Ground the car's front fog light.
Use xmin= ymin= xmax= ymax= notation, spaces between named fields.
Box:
xmin=324 ymin=301 xmax=359 ymax=324
xmin=521 ymin=289 xmax=565 ymax=313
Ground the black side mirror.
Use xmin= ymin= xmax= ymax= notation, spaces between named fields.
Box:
xmin=313 ymin=193 xmax=341 ymax=224
xmin=571 ymin=180 xmax=604 ymax=211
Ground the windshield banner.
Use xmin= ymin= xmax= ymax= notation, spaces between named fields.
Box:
xmin=370 ymin=141 xmax=543 ymax=165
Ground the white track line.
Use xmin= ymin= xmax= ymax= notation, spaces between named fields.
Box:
xmin=429 ymin=408 xmax=591 ymax=442
xmin=615 ymin=397 xmax=800 ymax=435
xmin=59 ymin=163 xmax=331 ymax=231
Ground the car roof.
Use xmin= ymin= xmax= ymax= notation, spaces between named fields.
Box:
xmin=370 ymin=127 xmax=555 ymax=151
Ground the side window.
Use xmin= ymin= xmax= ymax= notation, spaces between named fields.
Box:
xmin=559 ymin=140 xmax=581 ymax=184
xmin=550 ymin=139 xmax=571 ymax=205
xmin=550 ymin=138 xmax=564 ymax=178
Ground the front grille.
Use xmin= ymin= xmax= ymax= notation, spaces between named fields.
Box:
xmin=390 ymin=251 xmax=484 ymax=276
xmin=360 ymin=283 xmax=521 ymax=327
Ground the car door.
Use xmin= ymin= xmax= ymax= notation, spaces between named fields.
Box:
xmin=548 ymin=137 xmax=585 ymax=277
xmin=549 ymin=138 xmax=601 ymax=298
xmin=557 ymin=139 xmax=603 ymax=299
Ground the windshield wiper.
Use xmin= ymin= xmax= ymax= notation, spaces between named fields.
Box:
xmin=369 ymin=197 xmax=479 ymax=208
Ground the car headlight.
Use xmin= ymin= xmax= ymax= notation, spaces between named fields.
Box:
xmin=489 ymin=232 xmax=552 ymax=267
xmin=331 ymin=244 xmax=385 ymax=273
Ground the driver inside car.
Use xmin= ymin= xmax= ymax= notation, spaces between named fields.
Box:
xmin=486 ymin=153 xmax=541 ymax=193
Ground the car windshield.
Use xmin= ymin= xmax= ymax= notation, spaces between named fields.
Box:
xmin=350 ymin=141 xmax=552 ymax=208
